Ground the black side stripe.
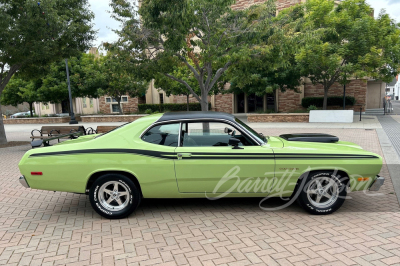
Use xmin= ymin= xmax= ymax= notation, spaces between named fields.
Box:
xmin=29 ymin=149 xmax=175 ymax=159
xmin=29 ymin=149 xmax=379 ymax=160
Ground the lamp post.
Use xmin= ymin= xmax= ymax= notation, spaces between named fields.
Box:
xmin=65 ymin=59 xmax=78 ymax=124
xmin=343 ymin=83 xmax=346 ymax=110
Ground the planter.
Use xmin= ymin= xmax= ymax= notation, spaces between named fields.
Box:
xmin=3 ymin=115 xmax=82 ymax=124
xmin=247 ymin=113 xmax=309 ymax=122
xmin=81 ymin=115 xmax=146 ymax=123
xmin=309 ymin=110 xmax=354 ymax=123
xmin=3 ymin=117 xmax=70 ymax=124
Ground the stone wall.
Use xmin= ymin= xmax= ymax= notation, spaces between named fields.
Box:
xmin=277 ymin=90 xmax=303 ymax=113
xmin=214 ymin=93 xmax=234 ymax=113
xmin=304 ymin=80 xmax=367 ymax=111
xmin=172 ymin=95 xmax=201 ymax=104
xmin=231 ymin=0 xmax=301 ymax=10
xmin=81 ymin=115 xmax=145 ymax=123
xmin=3 ymin=117 xmax=70 ymax=124
xmin=247 ymin=113 xmax=309 ymax=122
xmin=99 ymin=96 xmax=140 ymax=114
xmin=3 ymin=115 xmax=82 ymax=124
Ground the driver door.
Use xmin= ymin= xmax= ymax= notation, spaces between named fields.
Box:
xmin=174 ymin=121 xmax=275 ymax=195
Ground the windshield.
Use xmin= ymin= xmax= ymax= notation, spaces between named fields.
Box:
xmin=94 ymin=122 xmax=131 ymax=138
xmin=235 ymin=117 xmax=266 ymax=144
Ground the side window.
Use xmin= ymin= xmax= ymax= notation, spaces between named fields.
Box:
xmin=142 ymin=123 xmax=180 ymax=147
xmin=182 ymin=122 xmax=247 ymax=147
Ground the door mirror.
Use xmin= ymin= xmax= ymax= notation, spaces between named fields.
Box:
xmin=229 ymin=137 xmax=243 ymax=149
xmin=224 ymin=127 xmax=233 ymax=134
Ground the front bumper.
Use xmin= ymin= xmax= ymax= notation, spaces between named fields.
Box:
xmin=369 ymin=175 xmax=384 ymax=191
xmin=19 ymin=176 xmax=30 ymax=188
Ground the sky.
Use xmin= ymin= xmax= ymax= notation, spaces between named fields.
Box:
xmin=88 ymin=0 xmax=119 ymax=47
xmin=87 ymin=0 xmax=400 ymax=47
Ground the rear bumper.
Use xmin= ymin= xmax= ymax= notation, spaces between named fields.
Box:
xmin=19 ymin=176 xmax=30 ymax=188
xmin=369 ymin=175 xmax=384 ymax=191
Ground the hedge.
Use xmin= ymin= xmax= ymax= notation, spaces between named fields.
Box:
xmin=138 ymin=103 xmax=211 ymax=113
xmin=301 ymin=96 xmax=356 ymax=108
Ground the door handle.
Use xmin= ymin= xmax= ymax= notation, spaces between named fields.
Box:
xmin=177 ymin=153 xmax=192 ymax=160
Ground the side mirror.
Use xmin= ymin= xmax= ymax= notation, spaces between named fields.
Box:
xmin=229 ymin=137 xmax=243 ymax=149
xmin=224 ymin=127 xmax=233 ymax=134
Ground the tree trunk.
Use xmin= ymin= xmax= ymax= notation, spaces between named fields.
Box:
xmin=187 ymin=94 xmax=189 ymax=111
xmin=0 ymin=101 xmax=7 ymax=145
xmin=29 ymin=102 xmax=34 ymax=117
xmin=117 ymin=99 xmax=122 ymax=115
xmin=200 ymin=93 xmax=209 ymax=111
xmin=323 ymin=87 xmax=329 ymax=110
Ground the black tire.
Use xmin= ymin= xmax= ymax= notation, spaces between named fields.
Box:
xmin=296 ymin=171 xmax=348 ymax=215
xmin=89 ymin=174 xmax=141 ymax=219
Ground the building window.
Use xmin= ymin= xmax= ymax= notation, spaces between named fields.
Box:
xmin=83 ymin=97 xmax=87 ymax=108
xmin=112 ymin=104 xmax=120 ymax=113
xmin=106 ymin=97 xmax=111 ymax=103
xmin=159 ymin=93 xmax=164 ymax=104
xmin=89 ymin=98 xmax=94 ymax=108
xmin=122 ymin=96 xmax=128 ymax=102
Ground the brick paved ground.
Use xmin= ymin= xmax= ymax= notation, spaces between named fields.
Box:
xmin=0 ymin=128 xmax=399 ymax=266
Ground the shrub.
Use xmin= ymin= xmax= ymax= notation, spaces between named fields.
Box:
xmin=138 ymin=103 xmax=211 ymax=113
xmin=145 ymin=109 xmax=153 ymax=114
xmin=307 ymin=105 xmax=318 ymax=111
xmin=301 ymin=96 xmax=356 ymax=108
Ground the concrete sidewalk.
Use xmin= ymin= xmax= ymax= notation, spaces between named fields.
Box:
xmin=1 ymin=127 xmax=399 ymax=266
xmin=4 ymin=115 xmax=381 ymax=142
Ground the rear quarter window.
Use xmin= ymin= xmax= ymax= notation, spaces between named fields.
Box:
xmin=141 ymin=123 xmax=180 ymax=147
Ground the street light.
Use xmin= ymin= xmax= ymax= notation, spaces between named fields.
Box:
xmin=65 ymin=59 xmax=78 ymax=124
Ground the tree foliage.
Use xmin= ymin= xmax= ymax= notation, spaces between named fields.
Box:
xmin=1 ymin=78 xmax=41 ymax=117
xmin=0 ymin=0 xmax=96 ymax=144
xmin=98 ymin=50 xmax=149 ymax=114
xmin=109 ymin=0 xmax=277 ymax=111
xmin=39 ymin=53 xmax=102 ymax=103
xmin=294 ymin=0 xmax=400 ymax=109
xmin=226 ymin=4 xmax=307 ymax=100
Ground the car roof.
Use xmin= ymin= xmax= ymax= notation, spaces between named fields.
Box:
xmin=158 ymin=111 xmax=235 ymax=122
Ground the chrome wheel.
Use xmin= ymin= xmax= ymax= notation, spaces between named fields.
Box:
xmin=98 ymin=181 xmax=130 ymax=211
xmin=307 ymin=176 xmax=339 ymax=208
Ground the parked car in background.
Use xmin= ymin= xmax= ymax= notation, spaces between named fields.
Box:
xmin=10 ymin=111 xmax=35 ymax=118
xmin=56 ymin=113 xmax=70 ymax=117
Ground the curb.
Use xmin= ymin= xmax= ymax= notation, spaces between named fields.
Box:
xmin=376 ymin=128 xmax=400 ymax=205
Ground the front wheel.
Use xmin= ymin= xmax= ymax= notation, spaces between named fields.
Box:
xmin=296 ymin=171 xmax=348 ymax=215
xmin=89 ymin=174 xmax=141 ymax=219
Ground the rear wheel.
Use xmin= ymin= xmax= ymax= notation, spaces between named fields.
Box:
xmin=296 ymin=171 xmax=348 ymax=215
xmin=89 ymin=174 xmax=141 ymax=219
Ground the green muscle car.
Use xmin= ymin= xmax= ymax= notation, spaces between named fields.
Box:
xmin=18 ymin=112 xmax=384 ymax=218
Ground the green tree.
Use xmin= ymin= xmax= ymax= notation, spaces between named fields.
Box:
xmin=226 ymin=4 xmax=306 ymax=110
xmin=294 ymin=0 xmax=400 ymax=110
xmin=0 ymin=0 xmax=96 ymax=144
xmin=1 ymin=78 xmax=41 ymax=117
xmin=98 ymin=51 xmax=149 ymax=115
xmin=109 ymin=0 xmax=276 ymax=111
xmin=39 ymin=53 xmax=102 ymax=104
xmin=153 ymin=58 xmax=202 ymax=111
